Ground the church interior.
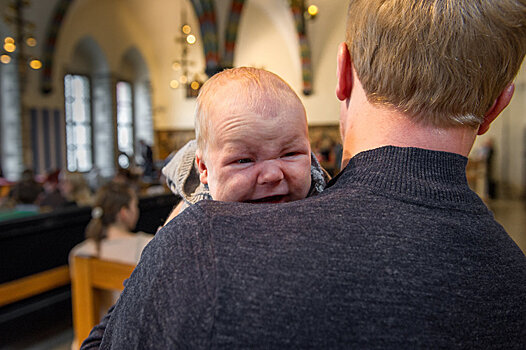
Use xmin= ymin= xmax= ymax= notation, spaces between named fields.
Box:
xmin=0 ymin=0 xmax=525 ymax=348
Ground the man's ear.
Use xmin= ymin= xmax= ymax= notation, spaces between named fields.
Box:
xmin=195 ymin=150 xmax=209 ymax=185
xmin=336 ymin=42 xmax=353 ymax=101
xmin=478 ymin=83 xmax=515 ymax=135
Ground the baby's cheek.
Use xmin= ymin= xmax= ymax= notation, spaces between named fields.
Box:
xmin=219 ymin=173 xmax=253 ymax=202
xmin=288 ymin=161 xmax=312 ymax=196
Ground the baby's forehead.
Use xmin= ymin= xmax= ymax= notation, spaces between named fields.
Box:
xmin=212 ymin=86 xmax=305 ymax=118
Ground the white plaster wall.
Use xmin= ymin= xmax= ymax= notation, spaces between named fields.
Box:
xmin=301 ymin=0 xmax=347 ymax=126
xmin=236 ymin=0 xmax=301 ymax=89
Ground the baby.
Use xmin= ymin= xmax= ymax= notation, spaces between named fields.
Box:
xmin=162 ymin=67 xmax=329 ymax=220
xmin=79 ymin=68 xmax=330 ymax=347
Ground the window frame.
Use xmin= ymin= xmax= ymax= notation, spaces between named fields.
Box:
xmin=64 ymin=73 xmax=95 ymax=173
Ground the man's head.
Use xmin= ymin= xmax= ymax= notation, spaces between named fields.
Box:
xmin=194 ymin=67 xmax=312 ymax=203
xmin=344 ymin=0 xmax=526 ymax=128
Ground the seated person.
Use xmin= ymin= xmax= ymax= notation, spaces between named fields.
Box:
xmin=38 ymin=169 xmax=71 ymax=211
xmin=7 ymin=169 xmax=43 ymax=210
xmin=70 ymin=181 xmax=152 ymax=265
xmin=162 ymin=67 xmax=330 ymax=221
xmin=70 ymin=181 xmax=153 ymax=349
xmin=59 ymin=171 xmax=94 ymax=208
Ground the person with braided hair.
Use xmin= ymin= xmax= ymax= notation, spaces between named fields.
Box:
xmin=69 ymin=181 xmax=152 ymax=349
xmin=70 ymin=181 xmax=152 ymax=265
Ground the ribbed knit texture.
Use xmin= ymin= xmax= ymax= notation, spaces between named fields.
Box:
xmin=341 ymin=146 xmax=477 ymax=205
xmin=98 ymin=146 xmax=526 ymax=349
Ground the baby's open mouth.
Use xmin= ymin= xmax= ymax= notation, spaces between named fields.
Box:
xmin=245 ymin=195 xmax=286 ymax=204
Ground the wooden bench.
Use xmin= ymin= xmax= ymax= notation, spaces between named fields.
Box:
xmin=71 ymin=256 xmax=135 ymax=347
xmin=0 ymin=193 xmax=177 ymax=342
xmin=0 ymin=265 xmax=71 ymax=307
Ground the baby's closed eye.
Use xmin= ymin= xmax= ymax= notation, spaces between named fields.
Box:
xmin=281 ymin=151 xmax=306 ymax=158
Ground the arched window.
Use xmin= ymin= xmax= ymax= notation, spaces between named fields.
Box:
xmin=116 ymin=81 xmax=134 ymax=168
xmin=120 ymin=47 xmax=153 ymax=165
xmin=64 ymin=74 xmax=93 ymax=172
xmin=0 ymin=53 xmax=23 ymax=180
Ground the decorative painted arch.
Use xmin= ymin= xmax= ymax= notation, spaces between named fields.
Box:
xmin=222 ymin=0 xmax=246 ymax=69
xmin=38 ymin=0 xmax=311 ymax=93
xmin=189 ymin=0 xmax=220 ymax=77
xmin=289 ymin=0 xmax=313 ymax=95
xmin=40 ymin=0 xmax=75 ymax=94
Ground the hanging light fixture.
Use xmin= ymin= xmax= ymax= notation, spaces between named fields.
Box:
xmin=1 ymin=1 xmax=41 ymax=70
xmin=169 ymin=8 xmax=205 ymax=97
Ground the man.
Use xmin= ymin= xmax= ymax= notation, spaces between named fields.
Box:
xmin=95 ymin=0 xmax=526 ymax=348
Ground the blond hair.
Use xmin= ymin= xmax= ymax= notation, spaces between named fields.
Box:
xmin=61 ymin=171 xmax=93 ymax=207
xmin=194 ymin=67 xmax=306 ymax=155
xmin=346 ymin=0 xmax=526 ymax=127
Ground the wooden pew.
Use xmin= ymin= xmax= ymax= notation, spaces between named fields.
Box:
xmin=0 ymin=193 xmax=177 ymax=341
xmin=0 ymin=265 xmax=70 ymax=307
xmin=71 ymin=256 xmax=135 ymax=347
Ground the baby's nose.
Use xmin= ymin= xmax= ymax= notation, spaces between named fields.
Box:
xmin=257 ymin=160 xmax=284 ymax=185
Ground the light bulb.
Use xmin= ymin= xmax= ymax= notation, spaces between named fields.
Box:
xmin=186 ymin=34 xmax=196 ymax=45
xmin=26 ymin=37 xmax=37 ymax=47
xmin=307 ymin=5 xmax=319 ymax=16
xmin=29 ymin=59 xmax=42 ymax=70
xmin=170 ymin=80 xmax=180 ymax=89
xmin=4 ymin=42 xmax=15 ymax=53
xmin=1 ymin=55 xmax=11 ymax=64
xmin=182 ymin=25 xmax=191 ymax=35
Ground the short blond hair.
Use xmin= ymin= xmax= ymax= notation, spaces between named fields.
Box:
xmin=194 ymin=67 xmax=306 ymax=155
xmin=346 ymin=0 xmax=526 ymax=127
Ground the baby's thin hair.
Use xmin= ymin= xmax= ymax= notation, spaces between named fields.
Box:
xmin=194 ymin=67 xmax=306 ymax=155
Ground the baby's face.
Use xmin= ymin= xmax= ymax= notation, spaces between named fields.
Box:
xmin=198 ymin=104 xmax=311 ymax=203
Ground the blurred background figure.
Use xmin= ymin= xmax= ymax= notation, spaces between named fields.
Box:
xmin=85 ymin=166 xmax=103 ymax=193
xmin=38 ymin=169 xmax=69 ymax=211
xmin=472 ymin=138 xmax=497 ymax=200
xmin=69 ymin=181 xmax=153 ymax=348
xmin=138 ymin=139 xmax=155 ymax=180
xmin=112 ymin=167 xmax=142 ymax=194
xmin=6 ymin=169 xmax=43 ymax=211
xmin=59 ymin=171 xmax=94 ymax=207
xmin=481 ymin=138 xmax=497 ymax=199
xmin=70 ymin=181 xmax=152 ymax=263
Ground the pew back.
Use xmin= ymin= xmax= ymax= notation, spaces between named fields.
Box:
xmin=71 ymin=256 xmax=135 ymax=345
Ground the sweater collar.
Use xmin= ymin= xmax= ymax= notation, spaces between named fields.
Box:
xmin=329 ymin=146 xmax=479 ymax=205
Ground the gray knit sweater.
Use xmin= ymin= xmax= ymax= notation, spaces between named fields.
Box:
xmin=97 ymin=146 xmax=526 ymax=349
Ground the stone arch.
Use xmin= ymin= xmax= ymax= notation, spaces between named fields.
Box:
xmin=40 ymin=0 xmax=76 ymax=94
xmin=69 ymin=36 xmax=110 ymax=75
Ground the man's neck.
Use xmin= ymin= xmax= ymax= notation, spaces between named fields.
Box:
xmin=340 ymin=85 xmax=478 ymax=166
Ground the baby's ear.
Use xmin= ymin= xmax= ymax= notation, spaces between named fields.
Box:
xmin=195 ymin=150 xmax=209 ymax=185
